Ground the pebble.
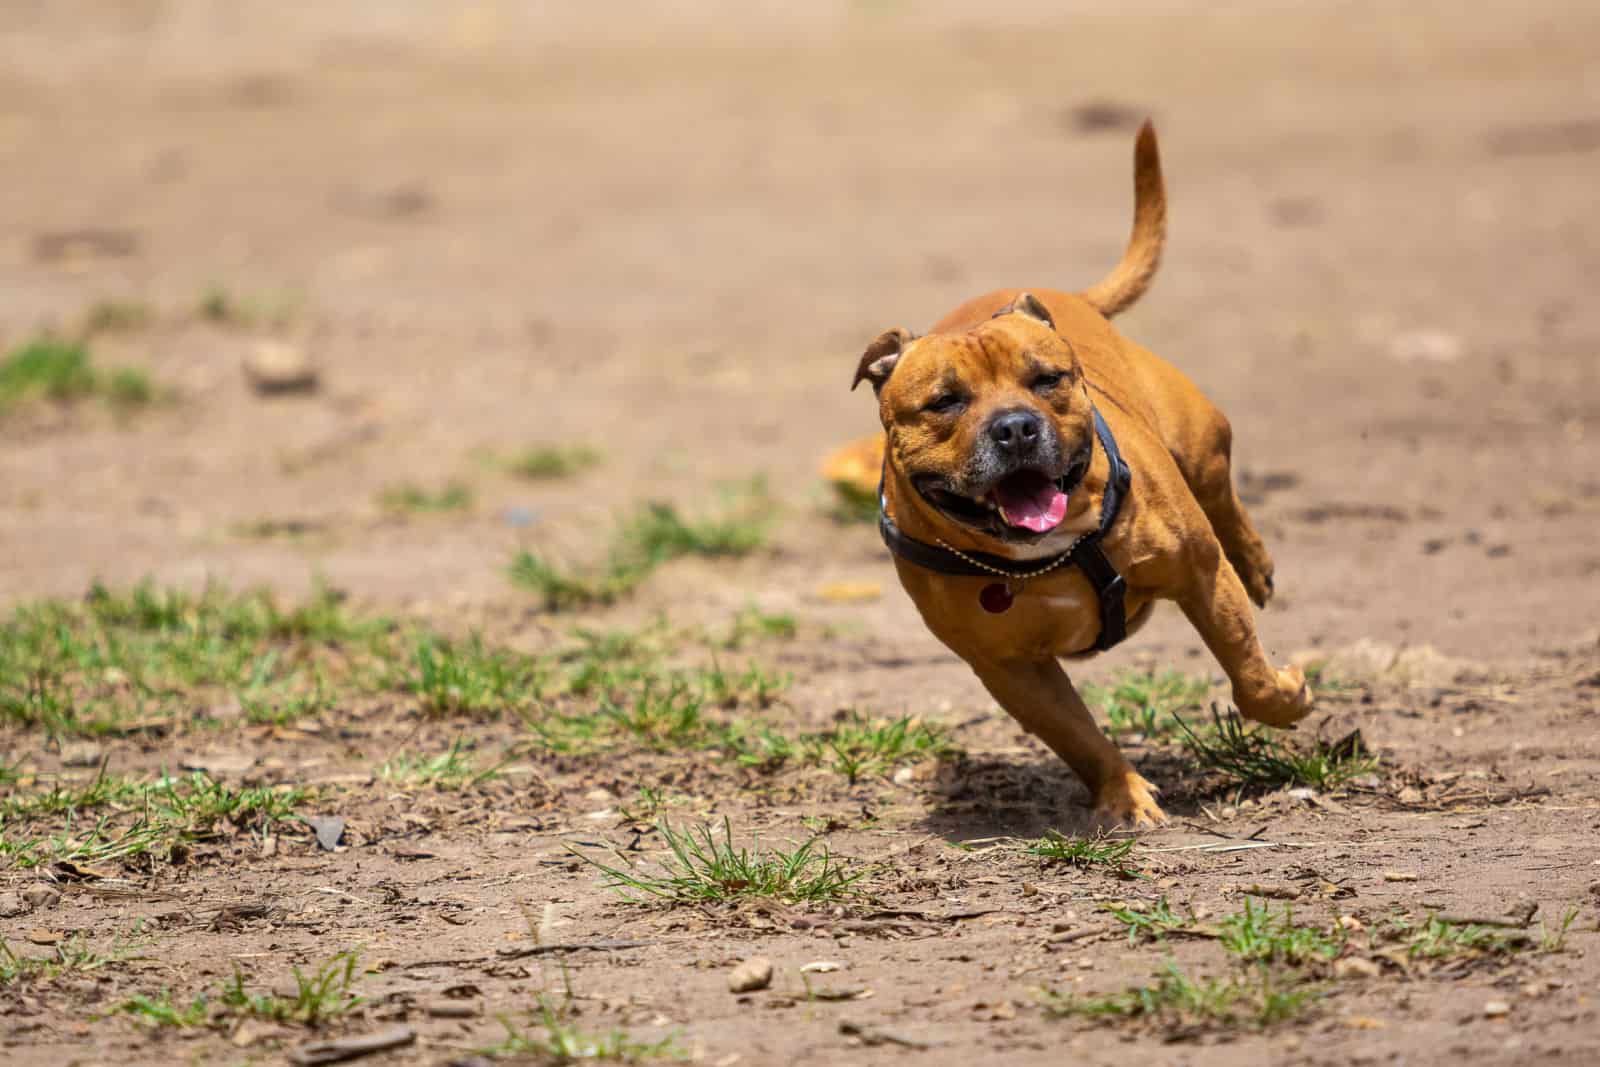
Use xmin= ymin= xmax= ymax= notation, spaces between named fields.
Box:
xmin=243 ymin=341 xmax=318 ymax=394
xmin=22 ymin=885 xmax=60 ymax=910
xmin=59 ymin=741 xmax=104 ymax=767
xmin=728 ymin=956 xmax=774 ymax=993
xmin=0 ymin=892 xmax=29 ymax=918
xmin=1334 ymin=957 xmax=1381 ymax=979
xmin=1484 ymin=1000 xmax=1511 ymax=1018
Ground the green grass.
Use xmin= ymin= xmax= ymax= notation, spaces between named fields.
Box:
xmin=110 ymin=952 xmax=365 ymax=1031
xmin=510 ymin=482 xmax=773 ymax=610
xmin=82 ymin=298 xmax=154 ymax=335
xmin=1176 ymin=708 xmax=1377 ymax=792
xmin=2 ymin=929 xmax=145 ymax=983
xmin=577 ymin=817 xmax=863 ymax=905
xmin=379 ymin=480 xmax=473 ymax=514
xmin=717 ymin=607 xmax=798 ymax=648
xmin=1047 ymin=900 xmax=1336 ymax=1032
xmin=798 ymin=712 xmax=954 ymax=783
xmin=196 ymin=284 xmax=297 ymax=329
xmin=1378 ymin=911 xmax=1572 ymax=961
xmin=508 ymin=444 xmax=603 ymax=481
xmin=0 ymin=770 xmax=311 ymax=869
xmin=117 ymin=991 xmax=211 ymax=1029
xmin=221 ymin=952 xmax=364 ymax=1026
xmin=489 ymin=996 xmax=680 ymax=1062
xmin=0 ymin=338 xmax=156 ymax=417
xmin=1025 ymin=831 xmax=1138 ymax=875
xmin=377 ymin=738 xmax=492 ymax=789
xmin=1219 ymin=900 xmax=1344 ymax=966
xmin=1085 ymin=670 xmax=1211 ymax=738
xmin=0 ymin=581 xmax=390 ymax=737
xmin=395 ymin=634 xmax=545 ymax=717
xmin=1042 ymin=959 xmax=1316 ymax=1028
xmin=1104 ymin=897 xmax=1195 ymax=944
xmin=1541 ymin=906 xmax=1581 ymax=952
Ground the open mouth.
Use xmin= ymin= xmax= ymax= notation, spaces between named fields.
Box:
xmin=914 ymin=441 xmax=1092 ymax=541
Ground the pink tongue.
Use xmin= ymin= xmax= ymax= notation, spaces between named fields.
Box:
xmin=993 ymin=472 xmax=1069 ymax=533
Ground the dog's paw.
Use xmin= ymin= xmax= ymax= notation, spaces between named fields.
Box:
xmin=1092 ymin=772 xmax=1168 ymax=829
xmin=1237 ymin=665 xmax=1314 ymax=728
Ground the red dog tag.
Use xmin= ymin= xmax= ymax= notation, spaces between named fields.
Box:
xmin=979 ymin=582 xmax=1014 ymax=614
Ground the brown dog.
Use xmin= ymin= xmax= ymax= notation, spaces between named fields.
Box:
xmin=830 ymin=122 xmax=1312 ymax=826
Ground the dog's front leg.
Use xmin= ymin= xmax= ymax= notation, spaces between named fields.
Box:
xmin=969 ymin=656 xmax=1165 ymax=827
xmin=1176 ymin=538 xmax=1313 ymax=727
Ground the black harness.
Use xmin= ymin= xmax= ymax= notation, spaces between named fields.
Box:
xmin=877 ymin=406 xmax=1132 ymax=652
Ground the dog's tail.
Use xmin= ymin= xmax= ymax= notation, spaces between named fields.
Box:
xmin=1081 ymin=120 xmax=1166 ymax=318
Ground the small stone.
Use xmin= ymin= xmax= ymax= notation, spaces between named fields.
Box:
xmin=1484 ymin=1000 xmax=1511 ymax=1018
xmin=728 ymin=956 xmax=774 ymax=993
xmin=306 ymin=815 xmax=346 ymax=851
xmin=0 ymin=892 xmax=30 ymax=918
xmin=1397 ymin=786 xmax=1425 ymax=804
xmin=21 ymin=886 xmax=60 ymax=910
xmin=1382 ymin=870 xmax=1418 ymax=883
xmin=59 ymin=741 xmax=103 ymax=768
xmin=243 ymin=341 xmax=318 ymax=395
xmin=1334 ymin=957 xmax=1381 ymax=979
xmin=1387 ymin=328 xmax=1462 ymax=364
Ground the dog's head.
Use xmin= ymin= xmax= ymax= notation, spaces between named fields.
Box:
xmin=853 ymin=293 xmax=1095 ymax=548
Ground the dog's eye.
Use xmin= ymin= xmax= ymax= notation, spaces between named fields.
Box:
xmin=1030 ymin=371 xmax=1066 ymax=393
xmin=923 ymin=393 xmax=966 ymax=415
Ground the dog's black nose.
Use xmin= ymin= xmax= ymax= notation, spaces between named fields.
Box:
xmin=987 ymin=409 xmax=1044 ymax=455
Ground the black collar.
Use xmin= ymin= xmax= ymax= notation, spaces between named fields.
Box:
xmin=877 ymin=405 xmax=1133 ymax=652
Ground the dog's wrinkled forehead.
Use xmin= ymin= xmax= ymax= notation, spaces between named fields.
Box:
xmin=851 ymin=293 xmax=1077 ymax=402
xmin=890 ymin=318 xmax=1064 ymax=404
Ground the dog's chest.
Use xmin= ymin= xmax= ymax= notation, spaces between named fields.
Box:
xmin=906 ymin=567 xmax=1104 ymax=660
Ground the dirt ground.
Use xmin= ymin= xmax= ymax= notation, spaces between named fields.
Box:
xmin=3 ymin=2 xmax=1600 ymax=1065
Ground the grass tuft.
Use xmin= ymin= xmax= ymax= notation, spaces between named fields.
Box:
xmin=1176 ymin=707 xmax=1376 ymax=792
xmin=222 ymin=951 xmax=364 ymax=1026
xmin=509 ymin=444 xmax=603 ymax=481
xmin=82 ymin=299 xmax=154 ymax=335
xmin=0 ymin=581 xmax=388 ymax=737
xmin=377 ymin=738 xmax=491 ymax=789
xmin=510 ymin=482 xmax=773 ymax=610
xmin=1025 ymin=831 xmax=1138 ymax=875
xmin=1086 ymin=670 xmax=1211 ymax=738
xmin=1104 ymin=897 xmax=1195 ymax=944
xmin=489 ymin=996 xmax=680 ymax=1062
xmin=397 ymin=634 xmax=544 ymax=718
xmin=0 ymin=338 xmax=156 ymax=416
xmin=577 ymin=817 xmax=862 ymax=905
xmin=1219 ymin=900 xmax=1343 ymax=966
xmin=379 ymin=481 xmax=473 ymax=514
xmin=1042 ymin=959 xmax=1316 ymax=1028
xmin=0 ymin=770 xmax=311 ymax=869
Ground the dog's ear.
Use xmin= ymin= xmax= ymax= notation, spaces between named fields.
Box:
xmin=996 ymin=292 xmax=1055 ymax=331
xmin=851 ymin=327 xmax=916 ymax=393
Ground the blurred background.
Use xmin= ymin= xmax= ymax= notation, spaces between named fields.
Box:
xmin=1 ymin=0 xmax=1596 ymax=665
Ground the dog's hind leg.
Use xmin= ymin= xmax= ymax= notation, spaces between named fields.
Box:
xmin=1175 ymin=412 xmax=1277 ymax=608
xmin=969 ymin=656 xmax=1166 ymax=827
